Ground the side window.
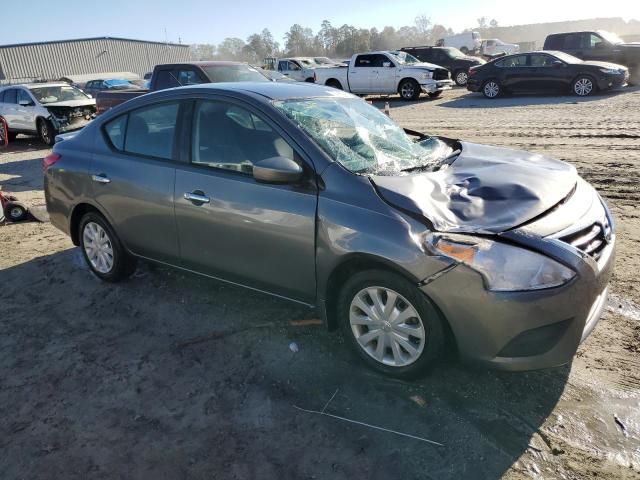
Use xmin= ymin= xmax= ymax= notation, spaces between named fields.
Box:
xmin=564 ymin=33 xmax=582 ymax=50
xmin=4 ymin=89 xmax=17 ymax=104
xmin=154 ymin=70 xmax=179 ymax=90
xmin=372 ymin=55 xmax=389 ymax=67
xmin=496 ymin=55 xmax=527 ymax=68
xmin=191 ymin=100 xmax=295 ymax=174
xmin=278 ymin=60 xmax=288 ymax=71
xmin=355 ymin=55 xmax=375 ymax=67
xmin=17 ymin=89 xmax=33 ymax=105
xmin=530 ymin=54 xmax=554 ymax=67
xmin=104 ymin=114 xmax=128 ymax=151
xmin=289 ymin=61 xmax=301 ymax=71
xmin=177 ymin=69 xmax=203 ymax=86
xmin=590 ymin=34 xmax=604 ymax=49
xmin=124 ymin=102 xmax=179 ymax=160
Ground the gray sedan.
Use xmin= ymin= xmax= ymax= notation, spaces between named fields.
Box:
xmin=44 ymin=82 xmax=615 ymax=378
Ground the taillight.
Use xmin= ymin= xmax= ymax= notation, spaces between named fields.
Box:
xmin=43 ymin=153 xmax=61 ymax=170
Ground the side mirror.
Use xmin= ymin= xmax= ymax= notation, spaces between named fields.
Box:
xmin=18 ymin=99 xmax=33 ymax=107
xmin=253 ymin=156 xmax=303 ymax=184
xmin=552 ymin=60 xmax=563 ymax=68
xmin=382 ymin=62 xmax=392 ymax=68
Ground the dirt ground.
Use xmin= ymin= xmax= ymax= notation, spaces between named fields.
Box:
xmin=1 ymin=87 xmax=639 ymax=480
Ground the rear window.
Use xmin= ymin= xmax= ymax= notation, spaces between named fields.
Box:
xmin=124 ymin=102 xmax=179 ymax=160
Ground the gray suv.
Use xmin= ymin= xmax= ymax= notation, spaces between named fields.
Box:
xmin=44 ymin=82 xmax=615 ymax=378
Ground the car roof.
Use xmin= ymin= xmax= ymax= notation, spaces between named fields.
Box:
xmin=0 ymin=82 xmax=70 ymax=90
xmin=177 ymin=81 xmax=352 ymax=101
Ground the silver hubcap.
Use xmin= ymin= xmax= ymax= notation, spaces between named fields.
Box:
xmin=484 ymin=81 xmax=499 ymax=97
xmin=401 ymin=82 xmax=415 ymax=99
xmin=456 ymin=72 xmax=468 ymax=85
xmin=9 ymin=207 xmax=23 ymax=219
xmin=349 ymin=287 xmax=426 ymax=367
xmin=574 ymin=78 xmax=593 ymax=96
xmin=83 ymin=222 xmax=114 ymax=273
xmin=40 ymin=123 xmax=49 ymax=142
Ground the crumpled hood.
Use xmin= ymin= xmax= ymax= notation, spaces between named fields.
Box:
xmin=44 ymin=99 xmax=96 ymax=108
xmin=371 ymin=142 xmax=577 ymax=234
xmin=403 ymin=62 xmax=444 ymax=71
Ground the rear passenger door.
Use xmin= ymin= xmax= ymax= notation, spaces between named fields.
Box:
xmin=173 ymin=98 xmax=318 ymax=302
xmin=495 ymin=55 xmax=529 ymax=91
xmin=91 ymin=101 xmax=181 ymax=264
xmin=349 ymin=54 xmax=377 ymax=93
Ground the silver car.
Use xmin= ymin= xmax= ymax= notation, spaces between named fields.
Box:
xmin=0 ymin=82 xmax=96 ymax=145
xmin=44 ymin=82 xmax=615 ymax=378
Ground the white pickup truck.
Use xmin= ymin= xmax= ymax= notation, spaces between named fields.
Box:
xmin=313 ymin=51 xmax=454 ymax=100
xmin=480 ymin=39 xmax=520 ymax=57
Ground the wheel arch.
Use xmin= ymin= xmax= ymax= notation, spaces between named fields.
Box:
xmin=571 ymin=72 xmax=598 ymax=90
xmin=322 ymin=253 xmax=423 ymax=331
xmin=325 ymin=78 xmax=343 ymax=88
xmin=69 ymin=202 xmax=110 ymax=246
xmin=396 ymin=77 xmax=419 ymax=94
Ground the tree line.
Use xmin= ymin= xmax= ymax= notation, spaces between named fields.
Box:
xmin=190 ymin=16 xmax=499 ymax=64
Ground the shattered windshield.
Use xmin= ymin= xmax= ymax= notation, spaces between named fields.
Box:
xmin=274 ymin=97 xmax=453 ymax=175
xmin=389 ymin=51 xmax=420 ymax=65
xmin=29 ymin=85 xmax=91 ymax=104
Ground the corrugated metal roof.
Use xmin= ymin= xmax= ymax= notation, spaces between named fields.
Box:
xmin=0 ymin=37 xmax=191 ymax=84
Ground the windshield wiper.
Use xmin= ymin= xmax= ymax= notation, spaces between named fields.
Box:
xmin=401 ymin=149 xmax=461 ymax=173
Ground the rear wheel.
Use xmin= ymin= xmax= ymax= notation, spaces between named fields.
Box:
xmin=454 ymin=69 xmax=469 ymax=86
xmin=338 ymin=269 xmax=445 ymax=378
xmin=4 ymin=202 xmax=28 ymax=222
xmin=326 ymin=79 xmax=343 ymax=90
xmin=572 ymin=75 xmax=595 ymax=96
xmin=79 ymin=212 xmax=137 ymax=282
xmin=399 ymin=79 xmax=420 ymax=101
xmin=482 ymin=79 xmax=501 ymax=98
xmin=38 ymin=118 xmax=57 ymax=146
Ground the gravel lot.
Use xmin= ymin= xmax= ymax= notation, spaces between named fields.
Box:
xmin=1 ymin=87 xmax=639 ymax=479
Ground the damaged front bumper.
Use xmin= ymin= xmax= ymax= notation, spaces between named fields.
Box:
xmin=420 ymin=80 xmax=455 ymax=93
xmin=47 ymin=105 xmax=96 ymax=133
xmin=419 ymin=196 xmax=616 ymax=371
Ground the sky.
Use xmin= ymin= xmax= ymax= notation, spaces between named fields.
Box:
xmin=1 ymin=0 xmax=638 ymax=46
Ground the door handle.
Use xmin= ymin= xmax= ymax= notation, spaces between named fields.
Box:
xmin=91 ymin=174 xmax=111 ymax=184
xmin=184 ymin=191 xmax=210 ymax=204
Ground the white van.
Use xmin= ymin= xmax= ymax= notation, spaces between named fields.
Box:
xmin=436 ymin=32 xmax=482 ymax=54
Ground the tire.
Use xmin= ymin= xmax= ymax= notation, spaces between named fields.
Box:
xmin=326 ymin=79 xmax=343 ymax=90
xmin=453 ymin=69 xmax=469 ymax=86
xmin=4 ymin=202 xmax=28 ymax=222
xmin=572 ymin=75 xmax=596 ymax=96
xmin=8 ymin=131 xmax=18 ymax=142
xmin=304 ymin=77 xmax=315 ymax=83
xmin=399 ymin=79 xmax=420 ymax=101
xmin=78 ymin=212 xmax=137 ymax=282
xmin=338 ymin=269 xmax=445 ymax=379
xmin=460 ymin=47 xmax=469 ymax=55
xmin=38 ymin=118 xmax=57 ymax=146
xmin=428 ymin=91 xmax=443 ymax=99
xmin=482 ymin=79 xmax=501 ymax=99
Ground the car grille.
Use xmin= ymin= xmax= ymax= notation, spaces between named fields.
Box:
xmin=433 ymin=68 xmax=450 ymax=81
xmin=560 ymin=217 xmax=611 ymax=261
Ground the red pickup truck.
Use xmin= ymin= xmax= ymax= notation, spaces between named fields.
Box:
xmin=96 ymin=61 xmax=270 ymax=114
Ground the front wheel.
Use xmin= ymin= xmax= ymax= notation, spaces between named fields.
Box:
xmin=399 ymin=79 xmax=420 ymax=101
xmin=338 ymin=270 xmax=445 ymax=378
xmin=454 ymin=69 xmax=469 ymax=86
xmin=38 ymin=118 xmax=57 ymax=146
xmin=79 ymin=212 xmax=137 ymax=282
xmin=572 ymin=76 xmax=595 ymax=96
xmin=482 ymin=79 xmax=501 ymax=98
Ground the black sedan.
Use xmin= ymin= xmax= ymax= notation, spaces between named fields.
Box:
xmin=467 ymin=51 xmax=629 ymax=98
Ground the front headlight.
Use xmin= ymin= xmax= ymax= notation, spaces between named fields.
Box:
xmin=420 ymin=71 xmax=433 ymax=80
xmin=599 ymin=67 xmax=622 ymax=74
xmin=425 ymin=234 xmax=575 ymax=292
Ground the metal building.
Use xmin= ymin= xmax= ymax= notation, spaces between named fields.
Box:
xmin=0 ymin=37 xmax=192 ymax=84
